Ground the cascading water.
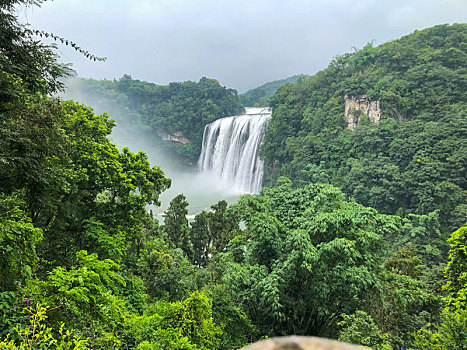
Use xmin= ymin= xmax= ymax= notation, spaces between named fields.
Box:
xmin=198 ymin=107 xmax=272 ymax=194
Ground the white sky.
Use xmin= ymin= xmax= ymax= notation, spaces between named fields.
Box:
xmin=18 ymin=0 xmax=467 ymax=92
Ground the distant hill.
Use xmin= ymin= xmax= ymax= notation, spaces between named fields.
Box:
xmin=64 ymin=75 xmax=243 ymax=163
xmin=239 ymin=74 xmax=308 ymax=106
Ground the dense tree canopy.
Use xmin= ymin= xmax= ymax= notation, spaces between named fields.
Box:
xmin=261 ymin=23 xmax=466 ymax=236
xmin=66 ymin=75 xmax=244 ymax=162
xmin=225 ymin=179 xmax=399 ymax=335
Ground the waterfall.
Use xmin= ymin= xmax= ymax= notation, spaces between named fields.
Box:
xmin=198 ymin=107 xmax=272 ymax=194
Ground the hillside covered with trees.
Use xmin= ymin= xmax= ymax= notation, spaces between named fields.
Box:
xmin=67 ymin=75 xmax=244 ymax=163
xmin=0 ymin=1 xmax=466 ymax=349
xmin=262 ymin=23 xmax=466 ymax=237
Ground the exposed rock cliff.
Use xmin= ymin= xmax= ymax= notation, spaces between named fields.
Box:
xmin=158 ymin=131 xmax=190 ymax=144
xmin=344 ymin=95 xmax=381 ymax=129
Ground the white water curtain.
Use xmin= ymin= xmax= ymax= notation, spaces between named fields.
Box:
xmin=198 ymin=107 xmax=272 ymax=194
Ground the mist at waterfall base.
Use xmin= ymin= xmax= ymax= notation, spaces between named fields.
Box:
xmin=109 ymin=121 xmax=249 ymax=219
xmin=152 ymin=107 xmax=272 ymax=219
xmin=120 ymin=108 xmax=272 ymax=219
xmin=61 ymin=82 xmax=270 ymax=218
xmin=109 ymin=129 xmax=245 ymax=218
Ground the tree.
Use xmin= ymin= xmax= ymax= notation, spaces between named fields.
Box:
xmin=338 ymin=310 xmax=392 ymax=350
xmin=138 ymin=240 xmax=196 ymax=302
xmin=123 ymin=292 xmax=220 ymax=350
xmin=0 ymin=0 xmax=67 ymax=96
xmin=0 ymin=194 xmax=42 ymax=292
xmin=0 ymin=303 xmax=90 ymax=350
xmin=407 ymin=226 xmax=467 ymax=350
xmin=0 ymin=0 xmax=104 ymax=98
xmin=1 ymin=92 xmax=171 ymax=268
xmin=190 ymin=200 xmax=240 ymax=267
xmin=190 ymin=211 xmax=211 ymax=267
xmin=444 ymin=226 xmax=467 ymax=309
xmin=384 ymin=243 xmax=423 ymax=279
xmin=25 ymin=101 xmax=171 ymax=267
xmin=207 ymin=284 xmax=257 ymax=350
xmin=410 ymin=307 xmax=467 ymax=350
xmin=163 ymin=194 xmax=192 ymax=258
xmin=29 ymin=251 xmax=127 ymax=347
xmin=225 ymin=179 xmax=399 ymax=337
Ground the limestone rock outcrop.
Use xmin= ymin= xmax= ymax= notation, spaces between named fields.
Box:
xmin=241 ymin=336 xmax=365 ymax=350
xmin=344 ymin=95 xmax=381 ymax=129
xmin=159 ymin=131 xmax=190 ymax=144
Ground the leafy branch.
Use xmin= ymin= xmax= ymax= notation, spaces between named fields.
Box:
xmin=26 ymin=29 xmax=106 ymax=62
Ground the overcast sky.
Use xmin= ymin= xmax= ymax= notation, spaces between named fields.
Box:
xmin=18 ymin=0 xmax=467 ymax=92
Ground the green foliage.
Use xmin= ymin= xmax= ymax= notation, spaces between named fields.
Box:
xmin=370 ymin=270 xmax=441 ymax=349
xmin=0 ymin=292 xmax=19 ymax=338
xmin=163 ymin=194 xmax=192 ymax=258
xmin=67 ymin=75 xmax=244 ymax=162
xmin=0 ymin=80 xmax=171 ymax=267
xmin=42 ymin=250 xmax=125 ymax=311
xmin=0 ymin=0 xmax=104 ymax=98
xmin=138 ymin=239 xmax=196 ymax=301
xmin=409 ymin=226 xmax=467 ymax=349
xmin=225 ymin=179 xmax=398 ymax=337
xmin=25 ymin=251 xmax=128 ymax=347
xmin=338 ymin=310 xmax=392 ymax=349
xmin=384 ymin=243 xmax=423 ymax=279
xmin=124 ymin=292 xmax=220 ymax=350
xmin=0 ymin=1 xmax=68 ymax=96
xmin=0 ymin=303 xmax=89 ymax=349
xmin=410 ymin=307 xmax=467 ymax=350
xmin=35 ymin=100 xmax=170 ymax=267
xmin=190 ymin=200 xmax=240 ymax=267
xmin=444 ymin=226 xmax=467 ymax=309
xmin=117 ymin=272 xmax=146 ymax=315
xmin=261 ymin=24 xmax=467 ymax=235
xmin=399 ymin=210 xmax=447 ymax=267
xmin=207 ymin=285 xmax=257 ymax=350
xmin=0 ymin=195 xmax=42 ymax=291
xmin=190 ymin=211 xmax=211 ymax=267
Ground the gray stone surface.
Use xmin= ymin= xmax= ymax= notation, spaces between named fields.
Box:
xmin=344 ymin=94 xmax=381 ymax=129
xmin=241 ymin=336 xmax=366 ymax=350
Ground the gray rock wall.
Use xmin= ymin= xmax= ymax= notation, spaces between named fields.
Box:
xmin=344 ymin=95 xmax=381 ymax=129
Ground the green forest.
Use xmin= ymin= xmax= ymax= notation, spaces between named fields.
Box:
xmin=66 ymin=75 xmax=243 ymax=163
xmin=262 ymin=24 xmax=466 ymax=236
xmin=1 ymin=0 xmax=466 ymax=349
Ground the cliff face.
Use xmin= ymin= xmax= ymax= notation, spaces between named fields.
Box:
xmin=159 ymin=131 xmax=190 ymax=144
xmin=344 ymin=95 xmax=381 ymax=129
